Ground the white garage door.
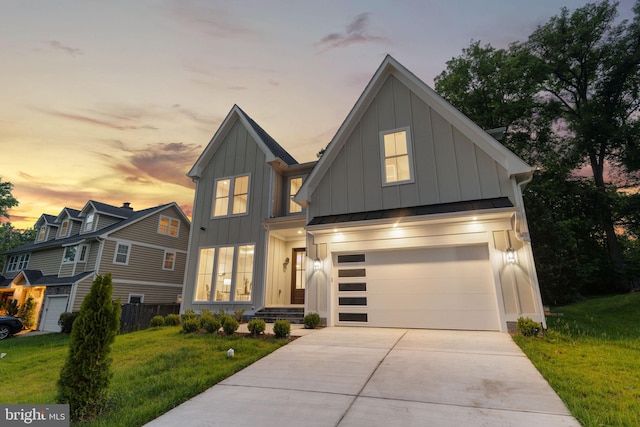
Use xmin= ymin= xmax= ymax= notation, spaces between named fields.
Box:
xmin=335 ymin=245 xmax=500 ymax=330
xmin=41 ymin=296 xmax=69 ymax=332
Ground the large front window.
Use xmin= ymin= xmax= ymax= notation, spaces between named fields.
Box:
xmin=381 ymin=128 xmax=413 ymax=184
xmin=212 ymin=175 xmax=250 ymax=217
xmin=6 ymin=254 xmax=30 ymax=272
xmin=194 ymin=244 xmax=255 ymax=303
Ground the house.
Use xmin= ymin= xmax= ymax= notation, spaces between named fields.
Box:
xmin=0 ymin=201 xmax=190 ymax=332
xmin=181 ymin=55 xmax=546 ymax=332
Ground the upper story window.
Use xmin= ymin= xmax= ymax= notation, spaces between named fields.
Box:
xmin=288 ymin=177 xmax=303 ymax=214
xmin=59 ymin=220 xmax=70 ymax=237
xmin=6 ymin=254 xmax=30 ymax=272
xmin=380 ymin=128 xmax=414 ymax=185
xmin=62 ymin=246 xmax=77 ymax=264
xmin=113 ymin=242 xmax=131 ymax=265
xmin=212 ymin=175 xmax=250 ymax=218
xmin=78 ymin=245 xmax=89 ymax=262
xmin=158 ymin=216 xmax=180 ymax=237
xmin=163 ymin=250 xmax=176 ymax=271
xmin=84 ymin=212 xmax=95 ymax=232
xmin=37 ymin=226 xmax=47 ymax=242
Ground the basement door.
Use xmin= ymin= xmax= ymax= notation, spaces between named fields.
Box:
xmin=335 ymin=245 xmax=500 ymax=330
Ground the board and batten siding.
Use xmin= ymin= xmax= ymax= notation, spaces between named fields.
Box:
xmin=182 ymin=118 xmax=271 ymax=311
xmin=310 ymin=75 xmax=515 ymax=219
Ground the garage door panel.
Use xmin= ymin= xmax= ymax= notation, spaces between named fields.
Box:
xmin=336 ymin=245 xmax=499 ymax=331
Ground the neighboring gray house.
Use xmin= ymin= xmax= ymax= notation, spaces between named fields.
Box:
xmin=182 ymin=55 xmax=546 ymax=332
xmin=0 ymin=201 xmax=190 ymax=332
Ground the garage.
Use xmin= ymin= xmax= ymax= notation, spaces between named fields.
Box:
xmin=40 ymin=296 xmax=69 ymax=332
xmin=334 ymin=245 xmax=500 ymax=330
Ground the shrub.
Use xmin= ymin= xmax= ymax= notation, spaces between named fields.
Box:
xmin=217 ymin=313 xmax=232 ymax=326
xmin=6 ymin=300 xmax=18 ymax=316
xmin=17 ymin=294 xmax=37 ymax=329
xmin=150 ymin=315 xmax=164 ymax=327
xmin=57 ymin=273 xmax=121 ymax=422
xmin=181 ymin=309 xmax=197 ymax=323
xmin=234 ymin=308 xmax=245 ymax=322
xmin=247 ymin=318 xmax=266 ymax=336
xmin=273 ymin=319 xmax=291 ymax=338
xmin=303 ymin=312 xmax=321 ymax=329
xmin=200 ymin=313 xmax=221 ymax=334
xmin=182 ymin=318 xmax=200 ymax=334
xmin=58 ymin=311 xmax=80 ymax=333
xmin=164 ymin=314 xmax=181 ymax=326
xmin=222 ymin=317 xmax=239 ymax=335
xmin=517 ymin=317 xmax=541 ymax=337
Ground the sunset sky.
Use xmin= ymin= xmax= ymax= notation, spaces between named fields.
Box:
xmin=2 ymin=0 xmax=635 ymax=229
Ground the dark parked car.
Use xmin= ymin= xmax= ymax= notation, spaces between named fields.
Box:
xmin=0 ymin=316 xmax=24 ymax=339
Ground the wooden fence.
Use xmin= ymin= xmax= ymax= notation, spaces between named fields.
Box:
xmin=120 ymin=303 xmax=180 ymax=334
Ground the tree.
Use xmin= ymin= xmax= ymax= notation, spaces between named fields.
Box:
xmin=0 ymin=224 xmax=36 ymax=271
xmin=0 ymin=178 xmax=18 ymax=219
xmin=57 ymin=273 xmax=121 ymax=422
xmin=17 ymin=293 xmax=37 ymax=329
xmin=526 ymin=0 xmax=640 ymax=288
xmin=435 ymin=0 xmax=640 ymax=297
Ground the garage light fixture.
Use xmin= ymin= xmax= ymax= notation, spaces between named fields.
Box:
xmin=314 ymin=260 xmax=322 ymax=271
xmin=505 ymin=247 xmax=516 ymax=264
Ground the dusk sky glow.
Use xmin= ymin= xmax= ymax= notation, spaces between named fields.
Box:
xmin=2 ymin=1 xmax=635 ymax=229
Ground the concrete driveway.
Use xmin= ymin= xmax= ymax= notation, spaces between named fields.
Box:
xmin=145 ymin=327 xmax=580 ymax=427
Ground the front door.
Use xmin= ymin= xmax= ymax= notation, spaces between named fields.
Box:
xmin=291 ymin=248 xmax=306 ymax=304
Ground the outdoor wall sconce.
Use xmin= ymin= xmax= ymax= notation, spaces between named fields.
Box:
xmin=283 ymin=257 xmax=290 ymax=272
xmin=505 ymin=247 xmax=517 ymax=264
xmin=314 ymin=259 xmax=322 ymax=271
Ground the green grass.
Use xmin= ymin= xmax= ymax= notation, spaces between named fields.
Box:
xmin=513 ymin=293 xmax=640 ymax=427
xmin=0 ymin=327 xmax=288 ymax=426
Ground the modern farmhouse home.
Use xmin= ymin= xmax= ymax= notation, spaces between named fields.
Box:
xmin=181 ymin=55 xmax=546 ymax=332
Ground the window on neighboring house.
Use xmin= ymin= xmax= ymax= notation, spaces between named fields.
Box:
xmin=193 ymin=244 xmax=255 ymax=303
xmin=212 ymin=175 xmax=250 ymax=217
xmin=6 ymin=254 xmax=30 ymax=272
xmin=158 ymin=216 xmax=180 ymax=237
xmin=62 ymin=246 xmax=77 ymax=264
xmin=84 ymin=212 xmax=95 ymax=232
xmin=381 ymin=128 xmax=414 ymax=184
xmin=37 ymin=226 xmax=47 ymax=242
xmin=59 ymin=220 xmax=70 ymax=237
xmin=78 ymin=245 xmax=89 ymax=262
xmin=163 ymin=251 xmax=176 ymax=271
xmin=113 ymin=242 xmax=131 ymax=265
xmin=128 ymin=294 xmax=144 ymax=304
xmin=288 ymin=177 xmax=303 ymax=214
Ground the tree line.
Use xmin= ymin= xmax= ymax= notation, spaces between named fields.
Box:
xmin=435 ymin=0 xmax=640 ymax=303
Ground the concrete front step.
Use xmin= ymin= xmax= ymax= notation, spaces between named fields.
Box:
xmin=252 ymin=308 xmax=304 ymax=324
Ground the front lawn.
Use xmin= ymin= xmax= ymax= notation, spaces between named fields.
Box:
xmin=513 ymin=293 xmax=640 ymax=427
xmin=0 ymin=327 xmax=288 ymax=426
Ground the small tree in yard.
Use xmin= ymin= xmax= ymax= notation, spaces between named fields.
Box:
xmin=17 ymin=293 xmax=37 ymax=329
xmin=57 ymin=273 xmax=121 ymax=422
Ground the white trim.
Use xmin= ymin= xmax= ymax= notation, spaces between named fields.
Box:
xmin=111 ymin=278 xmax=183 ymax=288
xmin=158 ymin=215 xmax=180 ymax=238
xmin=127 ymin=294 xmax=144 ymax=303
xmin=102 ymin=237 xmax=188 ymax=254
xmin=211 ymin=174 xmax=251 ymax=218
xmin=58 ymin=219 xmax=71 ymax=238
xmin=113 ymin=242 xmax=131 ymax=265
xmin=379 ymin=127 xmax=415 ymax=186
xmin=162 ymin=250 xmax=176 ymax=271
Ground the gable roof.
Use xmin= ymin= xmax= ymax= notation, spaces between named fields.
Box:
xmin=5 ymin=202 xmax=189 ymax=255
xmin=34 ymin=214 xmax=58 ymax=229
xmin=188 ymin=105 xmax=297 ymax=179
xmin=79 ymin=200 xmax=136 ymax=219
xmin=295 ymin=55 xmax=534 ymax=204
